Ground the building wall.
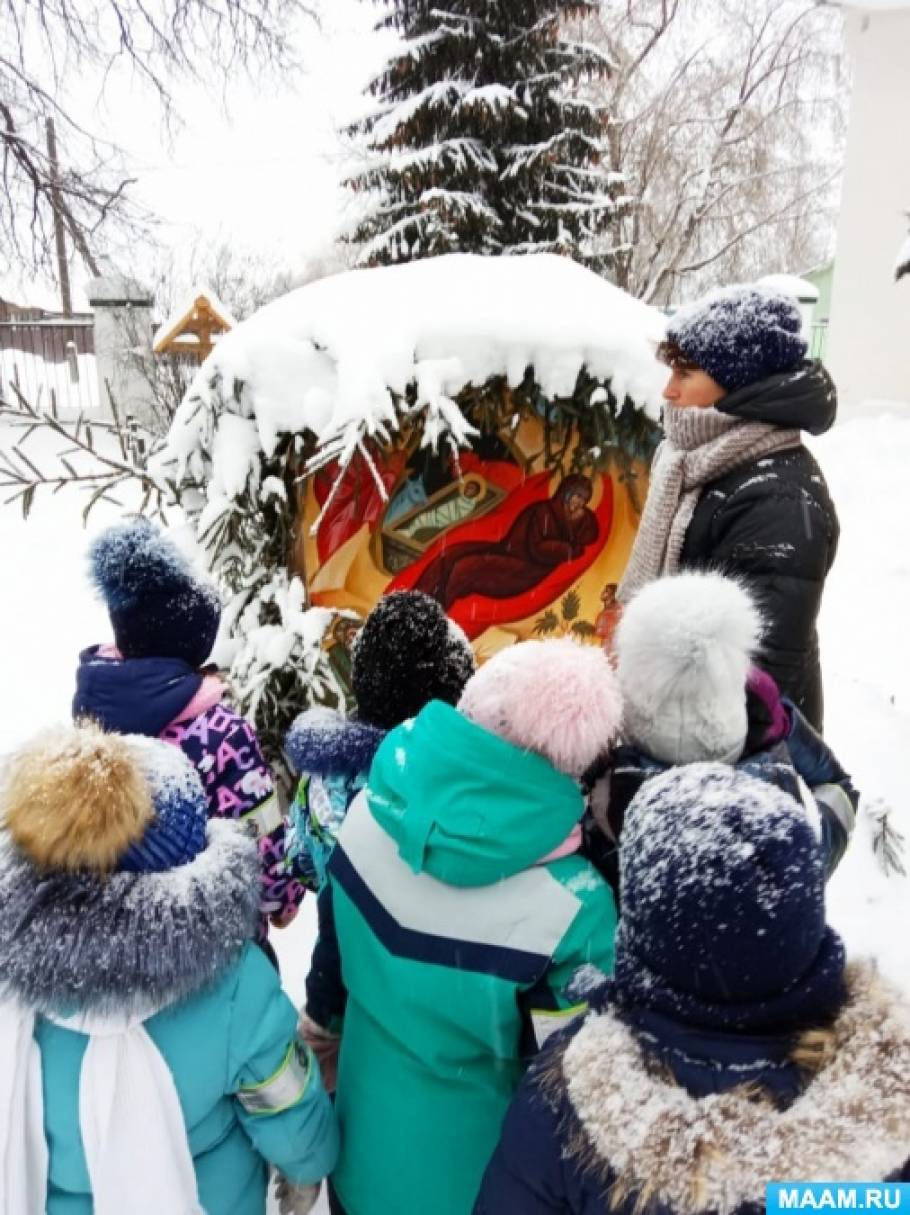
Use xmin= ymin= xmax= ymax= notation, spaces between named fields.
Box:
xmin=827 ymin=6 xmax=910 ymax=408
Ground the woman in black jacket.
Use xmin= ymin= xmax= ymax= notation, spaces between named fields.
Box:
xmin=618 ymin=288 xmax=838 ymax=729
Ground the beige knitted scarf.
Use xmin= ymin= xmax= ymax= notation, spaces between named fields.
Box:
xmin=617 ymin=406 xmax=802 ymax=604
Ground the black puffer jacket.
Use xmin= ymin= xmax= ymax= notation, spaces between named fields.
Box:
xmin=680 ymin=361 xmax=838 ymax=728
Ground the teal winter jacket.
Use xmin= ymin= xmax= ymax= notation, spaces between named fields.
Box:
xmin=328 ymin=701 xmax=618 ymax=1215
xmin=0 ymin=821 xmax=339 ymax=1215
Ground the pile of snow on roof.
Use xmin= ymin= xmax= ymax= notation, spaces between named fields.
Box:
xmin=158 ymin=254 xmax=666 ymax=503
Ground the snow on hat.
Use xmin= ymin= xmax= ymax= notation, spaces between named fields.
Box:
xmin=2 ymin=723 xmax=208 ymax=874
xmin=615 ymin=763 xmax=845 ymax=1025
xmin=666 ymin=287 xmax=807 ymax=392
xmin=89 ymin=518 xmax=221 ymax=667
xmin=458 ymin=637 xmax=622 ymax=778
xmin=351 ymin=590 xmax=476 ymax=730
xmin=616 ymin=572 xmax=762 ymax=765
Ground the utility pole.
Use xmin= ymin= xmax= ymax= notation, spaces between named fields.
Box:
xmin=45 ymin=117 xmax=73 ymax=316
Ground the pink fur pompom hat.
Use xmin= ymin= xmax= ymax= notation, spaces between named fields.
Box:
xmin=457 ymin=637 xmax=623 ymax=778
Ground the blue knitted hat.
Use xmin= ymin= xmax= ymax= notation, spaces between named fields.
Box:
xmin=614 ymin=763 xmax=845 ymax=1029
xmin=117 ymin=736 xmax=209 ymax=874
xmin=88 ymin=519 xmax=221 ymax=667
xmin=666 ymin=288 xmax=807 ymax=392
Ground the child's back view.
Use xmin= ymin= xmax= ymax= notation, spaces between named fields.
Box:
xmin=327 ymin=638 xmax=623 ymax=1215
xmin=584 ymin=572 xmax=857 ymax=893
xmin=0 ymin=725 xmax=337 ymax=1215
xmin=476 ymin=763 xmax=909 ymax=1214
xmin=73 ymin=518 xmax=303 ymax=947
xmin=285 ymin=590 xmax=477 ymax=895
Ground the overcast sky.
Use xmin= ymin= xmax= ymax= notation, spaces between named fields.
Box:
xmin=8 ymin=0 xmax=393 ymax=310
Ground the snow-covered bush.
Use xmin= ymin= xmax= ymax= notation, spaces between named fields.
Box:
xmin=154 ymin=253 xmax=666 ymax=769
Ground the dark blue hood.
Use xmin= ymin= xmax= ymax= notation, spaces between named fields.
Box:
xmin=73 ymin=646 xmax=202 ymax=737
xmin=619 ymin=1004 xmax=805 ymax=1107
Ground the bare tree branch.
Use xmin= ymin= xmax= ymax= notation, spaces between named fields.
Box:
xmin=570 ymin=0 xmax=846 ymax=302
xmin=0 ymin=0 xmax=318 ymax=283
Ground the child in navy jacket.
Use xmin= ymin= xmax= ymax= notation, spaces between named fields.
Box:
xmin=73 ymin=519 xmax=303 ymax=945
xmin=476 ymin=763 xmax=909 ymax=1215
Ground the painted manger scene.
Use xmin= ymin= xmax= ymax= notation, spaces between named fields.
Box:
xmin=159 ymin=254 xmax=666 ymax=752
xmin=300 ymin=390 xmax=648 ymax=695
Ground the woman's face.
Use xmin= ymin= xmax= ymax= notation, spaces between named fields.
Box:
xmin=663 ymin=365 xmax=726 ymax=409
xmin=565 ymin=490 xmax=588 ymax=520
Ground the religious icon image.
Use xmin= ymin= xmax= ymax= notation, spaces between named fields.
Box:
xmin=594 ymin=583 xmax=622 ymax=658
xmin=325 ymin=616 xmax=362 ymax=709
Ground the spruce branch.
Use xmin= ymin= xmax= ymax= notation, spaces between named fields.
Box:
xmin=864 ymin=798 xmax=907 ymax=879
xmin=0 ymin=382 xmax=169 ymax=520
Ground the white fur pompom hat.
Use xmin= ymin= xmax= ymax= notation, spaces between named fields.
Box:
xmin=615 ymin=572 xmax=762 ymax=765
xmin=457 ymin=637 xmax=623 ymax=778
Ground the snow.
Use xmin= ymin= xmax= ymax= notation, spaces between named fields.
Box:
xmin=211 ymin=413 xmax=262 ymax=499
xmin=0 ymin=403 xmax=908 ymax=1211
xmin=895 ymin=232 xmax=910 ymax=281
xmin=807 ymin=409 xmax=910 ymax=989
xmin=623 ymin=763 xmax=820 ymax=918
xmin=756 ymin=273 xmax=820 ymax=302
xmin=128 ymin=734 xmax=205 ymax=804
xmin=158 ymin=254 xmax=667 ymax=502
xmin=88 ymin=516 xmax=217 ymax=605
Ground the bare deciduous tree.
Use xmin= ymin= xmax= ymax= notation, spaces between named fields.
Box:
xmin=573 ymin=0 xmax=847 ymax=303
xmin=0 ymin=0 xmax=317 ymax=282
xmin=114 ymin=235 xmax=353 ymax=436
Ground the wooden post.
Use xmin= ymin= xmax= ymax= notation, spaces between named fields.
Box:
xmin=45 ymin=118 xmax=73 ymax=317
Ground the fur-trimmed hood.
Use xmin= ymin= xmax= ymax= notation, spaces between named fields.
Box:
xmin=557 ymin=964 xmax=910 ymax=1213
xmin=0 ymin=819 xmax=260 ymax=1016
xmin=284 ymin=706 xmax=386 ymax=780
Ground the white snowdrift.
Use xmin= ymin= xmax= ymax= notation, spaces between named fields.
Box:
xmin=159 ymin=253 xmax=667 ymax=496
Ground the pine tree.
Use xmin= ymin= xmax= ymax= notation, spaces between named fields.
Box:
xmin=346 ymin=1 xmax=629 ymax=274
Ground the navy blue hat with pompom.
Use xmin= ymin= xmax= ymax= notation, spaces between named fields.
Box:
xmin=613 ymin=763 xmax=846 ymax=1031
xmin=667 ymin=287 xmax=807 ymax=392
xmin=118 ymin=736 xmax=209 ymax=873
xmin=89 ymin=519 xmax=221 ymax=667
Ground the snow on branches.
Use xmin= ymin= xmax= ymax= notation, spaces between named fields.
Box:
xmin=345 ymin=0 xmax=629 ymax=272
xmin=153 ymin=254 xmax=665 ymax=763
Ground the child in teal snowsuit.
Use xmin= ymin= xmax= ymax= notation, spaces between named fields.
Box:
xmin=322 ymin=638 xmax=624 ymax=1215
xmin=0 ymin=724 xmax=337 ymax=1215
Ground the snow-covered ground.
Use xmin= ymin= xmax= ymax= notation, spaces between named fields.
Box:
xmin=807 ymin=407 xmax=910 ymax=989
xmin=0 ymin=406 xmax=907 ymax=1209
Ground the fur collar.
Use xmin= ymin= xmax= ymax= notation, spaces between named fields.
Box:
xmin=560 ymin=964 xmax=910 ymax=1212
xmin=0 ymin=820 xmax=260 ymax=1016
xmin=285 ymin=707 xmax=386 ymax=779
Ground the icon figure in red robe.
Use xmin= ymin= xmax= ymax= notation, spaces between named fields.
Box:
xmin=414 ymin=474 xmax=598 ymax=611
xmin=594 ymin=583 xmax=623 ymax=658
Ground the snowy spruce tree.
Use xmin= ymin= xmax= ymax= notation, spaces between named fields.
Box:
xmin=346 ymin=0 xmax=630 ymax=273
